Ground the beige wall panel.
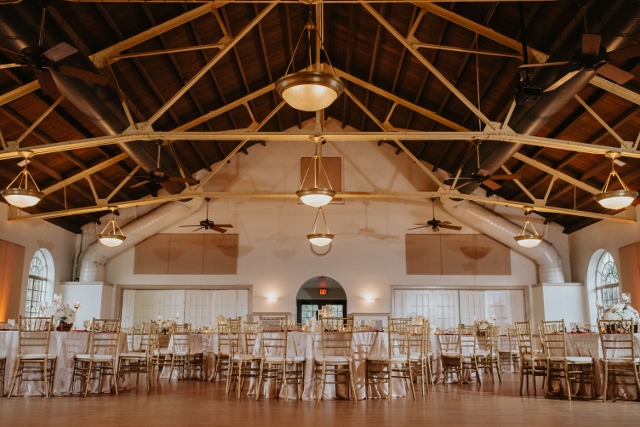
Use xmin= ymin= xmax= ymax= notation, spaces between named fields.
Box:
xmin=619 ymin=243 xmax=640 ymax=308
xmin=406 ymin=234 xmax=442 ymax=275
xmin=441 ymin=234 xmax=477 ymax=275
xmin=203 ymin=234 xmax=239 ymax=275
xmin=475 ymin=235 xmax=511 ymax=275
xmin=0 ymin=240 xmax=25 ymax=320
xmin=134 ymin=234 xmax=171 ymax=274
xmin=168 ymin=234 xmax=205 ymax=275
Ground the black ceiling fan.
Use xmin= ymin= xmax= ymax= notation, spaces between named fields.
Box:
xmin=520 ymin=33 xmax=638 ymax=92
xmin=180 ymin=198 xmax=233 ymax=233
xmin=0 ymin=4 xmax=109 ymax=96
xmin=409 ymin=199 xmax=462 ymax=232
xmin=128 ymin=141 xmax=199 ymax=192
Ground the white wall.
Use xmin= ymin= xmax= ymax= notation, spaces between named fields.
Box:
xmin=0 ymin=202 xmax=77 ymax=317
xmin=569 ymin=205 xmax=640 ymax=320
xmin=105 ymin=119 xmax=542 ymax=318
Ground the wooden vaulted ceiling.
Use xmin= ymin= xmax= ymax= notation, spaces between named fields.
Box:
xmin=0 ymin=0 xmax=639 ymax=234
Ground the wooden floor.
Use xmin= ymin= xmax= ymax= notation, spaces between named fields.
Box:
xmin=1 ymin=374 xmax=638 ymax=427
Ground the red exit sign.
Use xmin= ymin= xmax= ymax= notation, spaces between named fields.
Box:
xmin=319 ymin=289 xmax=327 ymax=295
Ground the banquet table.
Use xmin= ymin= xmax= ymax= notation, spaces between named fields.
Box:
xmin=246 ymin=330 xmax=413 ymax=400
xmin=545 ymin=332 xmax=640 ymax=400
xmin=159 ymin=333 xmax=216 ymax=380
xmin=0 ymin=330 xmax=129 ymax=396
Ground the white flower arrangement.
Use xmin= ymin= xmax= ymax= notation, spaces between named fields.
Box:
xmin=45 ymin=302 xmax=76 ymax=325
xmin=603 ymin=303 xmax=640 ymax=321
xmin=159 ymin=319 xmax=176 ymax=334
xmin=474 ymin=319 xmax=491 ymax=330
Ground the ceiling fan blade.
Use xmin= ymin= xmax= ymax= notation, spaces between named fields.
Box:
xmin=56 ymin=64 xmax=109 ymax=85
xmin=488 ymin=173 xmax=521 ymax=181
xmin=211 ymin=226 xmax=228 ymax=234
xmin=597 ymin=63 xmax=635 ymax=85
xmin=0 ymin=46 xmax=25 ymax=63
xmin=167 ymin=177 xmax=199 ymax=185
xmin=444 ymin=177 xmax=474 ymax=182
xmin=439 ymin=224 xmax=462 ymax=231
xmin=192 ymin=227 xmax=204 ymax=232
xmin=482 ymin=179 xmax=502 ymax=191
xmin=215 ymin=224 xmax=233 ymax=228
xmin=35 ymin=69 xmax=59 ymax=97
xmin=519 ymin=61 xmax=570 ymax=69
xmin=0 ymin=63 xmax=23 ymax=70
xmin=453 ymin=181 xmax=474 ymax=191
xmin=608 ymin=44 xmax=640 ymax=63
xmin=179 ymin=224 xmax=200 ymax=227
xmin=582 ymin=34 xmax=602 ymax=56
xmin=544 ymin=70 xmax=581 ymax=92
xmin=42 ymin=42 xmax=78 ymax=62
xmin=408 ymin=225 xmax=429 ymax=230
xmin=130 ymin=180 xmax=152 ymax=188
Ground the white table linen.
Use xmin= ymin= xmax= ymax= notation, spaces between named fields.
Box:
xmin=0 ymin=331 xmax=129 ymax=396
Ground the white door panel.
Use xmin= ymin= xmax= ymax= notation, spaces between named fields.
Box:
xmin=459 ymin=290 xmax=485 ymax=325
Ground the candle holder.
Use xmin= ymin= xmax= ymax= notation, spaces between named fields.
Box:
xmin=73 ymin=299 xmax=82 ymax=330
xmin=53 ymin=293 xmax=62 ymax=305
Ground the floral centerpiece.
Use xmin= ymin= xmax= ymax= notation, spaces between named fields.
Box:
xmin=44 ymin=303 xmax=76 ymax=330
xmin=603 ymin=303 xmax=640 ymax=321
xmin=159 ymin=319 xmax=176 ymax=334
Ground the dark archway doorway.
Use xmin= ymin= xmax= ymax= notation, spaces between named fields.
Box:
xmin=296 ymin=276 xmax=347 ymax=323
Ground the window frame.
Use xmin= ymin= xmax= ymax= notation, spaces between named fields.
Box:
xmin=595 ymin=251 xmax=620 ymax=310
xmin=25 ymin=249 xmax=49 ymax=317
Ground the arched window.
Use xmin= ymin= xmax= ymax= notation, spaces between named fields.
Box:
xmin=25 ymin=250 xmax=49 ymax=316
xmin=595 ymin=251 xmax=620 ymax=310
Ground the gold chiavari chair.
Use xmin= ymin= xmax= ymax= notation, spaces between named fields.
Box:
xmin=7 ymin=316 xmax=56 ymax=398
xmin=515 ymin=321 xmax=548 ymax=396
xmin=70 ymin=318 xmax=121 ymax=397
xmin=409 ymin=320 xmax=433 ymax=395
xmin=0 ymin=351 xmax=5 ymax=398
xmin=539 ymin=319 xmax=594 ymax=400
xmin=227 ymin=319 xmax=261 ymax=396
xmin=597 ymin=318 xmax=640 ymax=402
xmin=438 ymin=329 xmax=462 ymax=384
xmin=212 ymin=324 xmax=230 ymax=382
xmin=498 ymin=328 xmax=520 ymax=373
xmin=476 ymin=325 xmax=501 ymax=383
xmin=459 ymin=324 xmax=482 ymax=385
xmin=366 ymin=317 xmax=415 ymax=400
xmin=225 ymin=317 xmax=243 ymax=393
xmin=255 ymin=318 xmax=305 ymax=401
xmin=315 ymin=317 xmax=356 ymax=401
xmin=118 ymin=321 xmax=156 ymax=392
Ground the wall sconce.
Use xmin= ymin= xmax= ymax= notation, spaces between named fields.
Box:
xmin=267 ymin=295 xmax=278 ymax=303
xmin=365 ymin=296 xmax=375 ymax=304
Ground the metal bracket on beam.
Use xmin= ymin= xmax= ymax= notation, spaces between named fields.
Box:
xmin=482 ymin=122 xmax=517 ymax=137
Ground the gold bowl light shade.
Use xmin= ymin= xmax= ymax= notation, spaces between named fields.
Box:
xmin=307 ymin=233 xmax=334 ymax=247
xmin=276 ymin=71 xmax=344 ymax=112
xmin=97 ymin=233 xmax=126 ymax=247
xmin=296 ymin=188 xmax=336 ymax=208
xmin=593 ymin=189 xmax=639 ymax=210
xmin=514 ymin=234 xmax=543 ymax=248
xmin=1 ymin=187 xmax=44 ymax=208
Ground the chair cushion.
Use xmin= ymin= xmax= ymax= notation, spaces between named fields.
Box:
xmin=522 ymin=354 xmax=547 ymax=362
xmin=75 ymin=354 xmax=115 ymax=362
xmin=264 ymin=356 xmax=305 ymax=364
xmin=316 ymin=355 xmax=351 ymax=364
xmin=409 ymin=353 xmax=424 ymax=361
xmin=20 ymin=353 xmax=56 ymax=360
xmin=566 ymin=356 xmax=593 ymax=364
xmin=600 ymin=357 xmax=640 ymax=364
xmin=233 ymin=354 xmax=260 ymax=362
xmin=367 ymin=356 xmax=409 ymax=363
xmin=441 ymin=352 xmax=461 ymax=358
xmin=119 ymin=352 xmax=146 ymax=359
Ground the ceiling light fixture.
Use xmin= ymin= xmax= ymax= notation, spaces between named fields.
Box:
xmin=514 ymin=208 xmax=543 ymax=248
xmin=0 ymin=151 xmax=44 ymax=208
xmin=275 ymin=10 xmax=344 ymax=111
xmin=307 ymin=207 xmax=334 ymax=247
xmin=593 ymin=152 xmax=638 ymax=210
xmin=98 ymin=208 xmax=126 ymax=247
xmin=297 ymin=136 xmax=335 ymax=207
